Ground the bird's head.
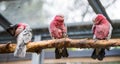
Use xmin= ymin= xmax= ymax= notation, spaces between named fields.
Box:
xmin=92 ymin=14 xmax=106 ymax=25
xmin=54 ymin=14 xmax=64 ymax=25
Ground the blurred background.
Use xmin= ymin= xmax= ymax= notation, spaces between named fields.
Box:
xmin=0 ymin=0 xmax=120 ymax=64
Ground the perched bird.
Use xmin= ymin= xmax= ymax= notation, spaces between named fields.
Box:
xmin=7 ymin=23 xmax=32 ymax=57
xmin=91 ymin=14 xmax=113 ymax=60
xmin=49 ymin=15 xmax=69 ymax=59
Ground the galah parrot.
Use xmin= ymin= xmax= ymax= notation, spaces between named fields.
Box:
xmin=7 ymin=23 xmax=32 ymax=57
xmin=49 ymin=15 xmax=69 ymax=59
xmin=91 ymin=14 xmax=113 ymax=60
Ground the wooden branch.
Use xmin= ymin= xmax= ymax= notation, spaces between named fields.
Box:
xmin=0 ymin=38 xmax=120 ymax=54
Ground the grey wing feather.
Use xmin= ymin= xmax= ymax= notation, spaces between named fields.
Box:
xmin=14 ymin=31 xmax=27 ymax=57
xmin=92 ymin=24 xmax=97 ymax=40
xmin=106 ymin=24 xmax=113 ymax=40
xmin=14 ymin=26 xmax=32 ymax=57
xmin=93 ymin=35 xmax=96 ymax=40
xmin=23 ymin=26 xmax=32 ymax=43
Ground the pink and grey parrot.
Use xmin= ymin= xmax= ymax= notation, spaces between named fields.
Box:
xmin=7 ymin=23 xmax=32 ymax=57
xmin=49 ymin=15 xmax=69 ymax=59
xmin=91 ymin=14 xmax=113 ymax=60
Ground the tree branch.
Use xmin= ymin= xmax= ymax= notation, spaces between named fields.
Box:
xmin=0 ymin=38 xmax=120 ymax=54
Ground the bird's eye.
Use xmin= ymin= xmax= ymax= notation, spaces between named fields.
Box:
xmin=59 ymin=16 xmax=64 ymax=18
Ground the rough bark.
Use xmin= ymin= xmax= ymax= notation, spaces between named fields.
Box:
xmin=0 ymin=38 xmax=120 ymax=54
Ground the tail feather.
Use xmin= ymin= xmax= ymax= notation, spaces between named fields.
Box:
xmin=62 ymin=48 xmax=69 ymax=57
xmin=55 ymin=48 xmax=61 ymax=59
xmin=91 ymin=49 xmax=97 ymax=59
xmin=14 ymin=42 xmax=26 ymax=57
xmin=97 ymin=48 xmax=105 ymax=61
